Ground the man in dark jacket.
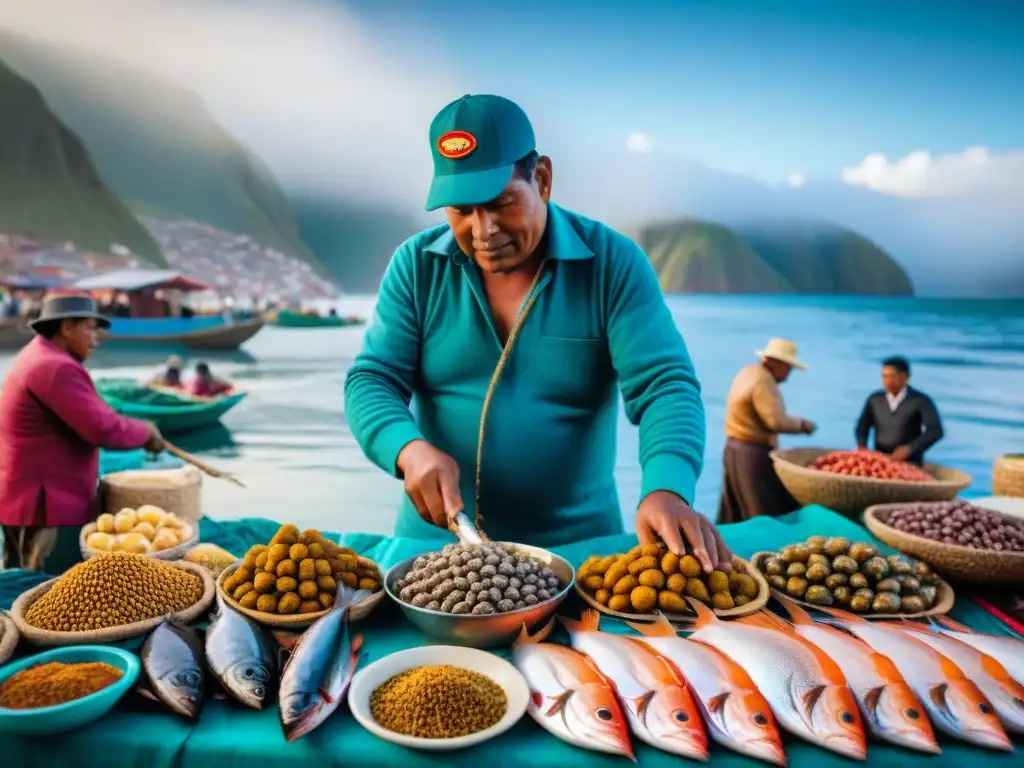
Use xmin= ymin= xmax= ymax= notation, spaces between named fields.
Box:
xmin=855 ymin=356 xmax=944 ymax=464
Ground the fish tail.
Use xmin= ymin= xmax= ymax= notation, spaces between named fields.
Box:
xmin=772 ymin=594 xmax=814 ymax=625
xmin=513 ymin=619 xmax=555 ymax=646
xmin=625 ymin=611 xmax=677 ymax=637
xmin=579 ymin=609 xmax=601 ymax=632
xmin=685 ymin=597 xmax=718 ymax=628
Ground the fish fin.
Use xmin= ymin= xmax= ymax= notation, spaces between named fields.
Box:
xmin=796 ymin=684 xmax=827 ymax=720
xmin=272 ymin=630 xmax=303 ymax=651
xmin=319 ymin=687 xmax=335 ymax=705
xmin=706 ymin=692 xmax=729 ymax=715
xmin=557 ymin=614 xmax=583 ymax=634
xmin=734 ymin=611 xmax=792 ymax=633
xmin=514 ymin=619 xmax=555 ymax=646
xmin=579 ymin=609 xmax=601 ymax=632
xmin=772 ymin=594 xmax=814 ymax=625
xmin=633 ymin=690 xmax=656 ymax=719
xmin=932 ymin=615 xmax=972 ymax=633
xmin=929 ymin=683 xmax=949 ymax=711
xmin=531 ymin=691 xmax=543 ymax=709
xmin=686 ymin=597 xmax=719 ymax=628
xmin=625 ymin=612 xmax=677 ymax=637
xmin=862 ymin=686 xmax=885 ymax=722
xmin=212 ymin=688 xmax=230 ymax=701
xmin=816 ymin=605 xmax=868 ymax=624
xmin=351 ymin=633 xmax=364 ymax=656
xmin=544 ymin=690 xmax=572 ymax=717
xmin=137 ymin=685 xmax=159 ymax=702
xmin=979 ymin=652 xmax=1015 ymax=683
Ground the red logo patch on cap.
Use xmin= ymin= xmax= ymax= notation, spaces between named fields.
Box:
xmin=437 ymin=130 xmax=477 ymax=159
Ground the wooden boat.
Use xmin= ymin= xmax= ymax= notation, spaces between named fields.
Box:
xmin=99 ymin=316 xmax=265 ymax=349
xmin=95 ymin=378 xmax=246 ymax=434
xmin=270 ymin=310 xmax=365 ymax=329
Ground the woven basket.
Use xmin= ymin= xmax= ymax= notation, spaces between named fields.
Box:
xmin=771 ymin=447 xmax=971 ymax=518
xmin=0 ymin=612 xmax=19 ymax=664
xmin=992 ymin=454 xmax=1024 ymax=499
xmin=864 ymin=504 xmax=1024 ymax=585
xmin=216 ymin=562 xmax=384 ymax=630
xmin=573 ymin=555 xmax=769 ymax=622
xmin=750 ymin=550 xmax=954 ymax=620
xmin=10 ymin=561 xmax=215 ymax=648
xmin=79 ymin=520 xmax=198 ymax=563
xmin=101 ymin=467 xmax=202 ymax=523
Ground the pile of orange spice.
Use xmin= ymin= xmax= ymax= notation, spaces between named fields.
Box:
xmin=0 ymin=661 xmax=123 ymax=710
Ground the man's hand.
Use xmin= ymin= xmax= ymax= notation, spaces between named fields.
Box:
xmin=396 ymin=439 xmax=464 ymax=529
xmin=891 ymin=445 xmax=912 ymax=462
xmin=143 ymin=422 xmax=165 ymax=454
xmin=636 ymin=490 xmax=732 ymax=573
xmin=801 ymin=419 xmax=817 ymax=435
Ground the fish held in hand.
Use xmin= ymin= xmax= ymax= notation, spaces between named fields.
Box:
xmin=278 ymin=586 xmax=370 ymax=742
xmin=626 ymin=613 xmax=785 ymax=766
xmin=818 ymin=606 xmax=1011 ymax=751
xmin=773 ymin=596 xmax=938 ymax=754
xmin=140 ymin=619 xmax=206 ymax=719
xmin=681 ymin=598 xmax=867 ymax=760
xmin=930 ymin=616 xmax=1024 ymax=686
xmin=206 ymin=591 xmax=277 ymax=709
xmin=511 ymin=621 xmax=634 ymax=760
xmin=559 ymin=609 xmax=708 ymax=761
xmin=895 ymin=620 xmax=1024 ymax=735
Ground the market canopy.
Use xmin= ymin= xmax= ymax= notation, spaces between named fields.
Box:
xmin=72 ymin=269 xmax=211 ymax=293
xmin=0 ymin=275 xmax=68 ymax=290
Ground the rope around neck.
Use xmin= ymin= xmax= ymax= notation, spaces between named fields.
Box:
xmin=471 ymin=258 xmax=549 ymax=538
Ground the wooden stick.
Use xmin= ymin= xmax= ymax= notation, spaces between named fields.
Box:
xmin=163 ymin=441 xmax=246 ymax=488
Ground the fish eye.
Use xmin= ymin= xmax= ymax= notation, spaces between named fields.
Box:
xmin=752 ymin=713 xmax=768 ymax=725
xmin=254 ymin=686 xmax=265 ymax=697
xmin=672 ymin=710 xmax=689 ymax=723
xmin=596 ymin=708 xmax=613 ymax=722
xmin=978 ymin=702 xmax=993 ymax=715
xmin=905 ymin=708 xmax=920 ymax=720
xmin=840 ymin=711 xmax=856 ymax=724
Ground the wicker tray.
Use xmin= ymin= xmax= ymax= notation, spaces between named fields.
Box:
xmin=216 ymin=562 xmax=384 ymax=630
xmin=0 ymin=612 xmax=19 ymax=665
xmin=771 ymin=447 xmax=972 ymax=517
xmin=864 ymin=503 xmax=1024 ymax=585
xmin=992 ymin=454 xmax=1024 ymax=499
xmin=10 ymin=561 xmax=215 ymax=648
xmin=79 ymin=520 xmax=198 ymax=562
xmin=573 ymin=555 xmax=769 ymax=622
xmin=101 ymin=467 xmax=203 ymax=523
xmin=750 ymin=550 xmax=954 ymax=620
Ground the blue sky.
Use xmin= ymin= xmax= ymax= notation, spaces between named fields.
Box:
xmin=348 ymin=0 xmax=1024 ymax=185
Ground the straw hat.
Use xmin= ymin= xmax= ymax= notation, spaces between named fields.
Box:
xmin=755 ymin=338 xmax=807 ymax=370
xmin=165 ymin=355 xmax=184 ymax=370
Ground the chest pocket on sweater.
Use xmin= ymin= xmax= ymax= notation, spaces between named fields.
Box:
xmin=528 ymin=336 xmax=610 ymax=408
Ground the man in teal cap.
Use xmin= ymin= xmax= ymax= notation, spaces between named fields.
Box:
xmin=345 ymin=94 xmax=730 ymax=570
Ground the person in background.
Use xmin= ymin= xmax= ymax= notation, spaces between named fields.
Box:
xmin=189 ymin=362 xmax=233 ymax=398
xmin=149 ymin=355 xmax=184 ymax=389
xmin=0 ymin=295 xmax=164 ymax=572
xmin=855 ymin=356 xmax=943 ymax=464
xmin=345 ymin=94 xmax=730 ymax=569
xmin=718 ymin=338 xmax=816 ymax=523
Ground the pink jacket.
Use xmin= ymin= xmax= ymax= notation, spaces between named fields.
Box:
xmin=0 ymin=337 xmax=151 ymax=527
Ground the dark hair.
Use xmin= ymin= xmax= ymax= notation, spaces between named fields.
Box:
xmin=512 ymin=150 xmax=540 ymax=182
xmin=882 ymin=356 xmax=910 ymax=375
xmin=195 ymin=362 xmax=210 ymax=375
xmin=33 ymin=320 xmax=61 ymax=339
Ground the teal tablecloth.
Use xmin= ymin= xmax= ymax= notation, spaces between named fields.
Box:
xmin=1 ymin=506 xmax=1021 ymax=767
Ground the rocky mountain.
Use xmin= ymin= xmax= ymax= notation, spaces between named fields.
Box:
xmin=0 ymin=57 xmax=164 ymax=263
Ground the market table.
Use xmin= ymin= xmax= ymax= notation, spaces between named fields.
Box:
xmin=1 ymin=506 xmax=1021 ymax=767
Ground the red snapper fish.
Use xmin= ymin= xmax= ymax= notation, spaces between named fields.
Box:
xmin=511 ymin=621 xmax=634 ymax=760
xmin=773 ymin=596 xmax=939 ymax=753
xmin=818 ymin=606 xmax=1012 ymax=751
xmin=559 ymin=610 xmax=709 ymax=761
xmin=894 ymin=620 xmax=1024 ymax=735
xmin=931 ymin=615 xmax=1024 ymax=686
xmin=626 ymin=613 xmax=786 ymax=765
xmin=681 ymin=598 xmax=867 ymax=760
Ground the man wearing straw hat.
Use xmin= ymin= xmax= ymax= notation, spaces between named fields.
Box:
xmin=346 ymin=94 xmax=732 ymax=571
xmin=718 ymin=338 xmax=816 ymax=523
xmin=0 ymin=295 xmax=165 ymax=572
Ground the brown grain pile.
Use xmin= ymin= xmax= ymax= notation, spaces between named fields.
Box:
xmin=25 ymin=552 xmax=203 ymax=632
xmin=0 ymin=661 xmax=123 ymax=709
xmin=370 ymin=664 xmax=507 ymax=739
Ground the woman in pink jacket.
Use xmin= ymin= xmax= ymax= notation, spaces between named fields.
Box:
xmin=0 ymin=295 xmax=164 ymax=571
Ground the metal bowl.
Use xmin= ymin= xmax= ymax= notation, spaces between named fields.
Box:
xmin=383 ymin=542 xmax=576 ymax=649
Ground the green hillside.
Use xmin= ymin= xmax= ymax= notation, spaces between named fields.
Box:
xmin=638 ymin=219 xmax=796 ymax=293
xmin=736 ymin=222 xmax=915 ymax=295
xmin=0 ymin=30 xmax=315 ymax=269
xmin=0 ymin=58 xmax=164 ymax=264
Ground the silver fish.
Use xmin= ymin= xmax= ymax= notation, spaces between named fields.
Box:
xmin=278 ymin=586 xmax=370 ymax=742
xmin=140 ymin=619 xmax=206 ymax=719
xmin=205 ymin=591 xmax=277 ymax=709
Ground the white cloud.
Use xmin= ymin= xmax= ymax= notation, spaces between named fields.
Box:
xmin=841 ymin=145 xmax=1024 ymax=198
xmin=786 ymin=172 xmax=805 ymax=188
xmin=0 ymin=0 xmax=460 ymax=208
xmin=626 ymin=132 xmax=652 ymax=153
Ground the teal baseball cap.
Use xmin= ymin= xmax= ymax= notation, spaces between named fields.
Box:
xmin=425 ymin=94 xmax=536 ymax=211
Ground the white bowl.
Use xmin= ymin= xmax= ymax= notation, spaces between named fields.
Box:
xmin=347 ymin=645 xmax=529 ymax=751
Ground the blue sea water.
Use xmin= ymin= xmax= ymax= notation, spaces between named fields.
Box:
xmin=1 ymin=296 xmax=1021 ymax=535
